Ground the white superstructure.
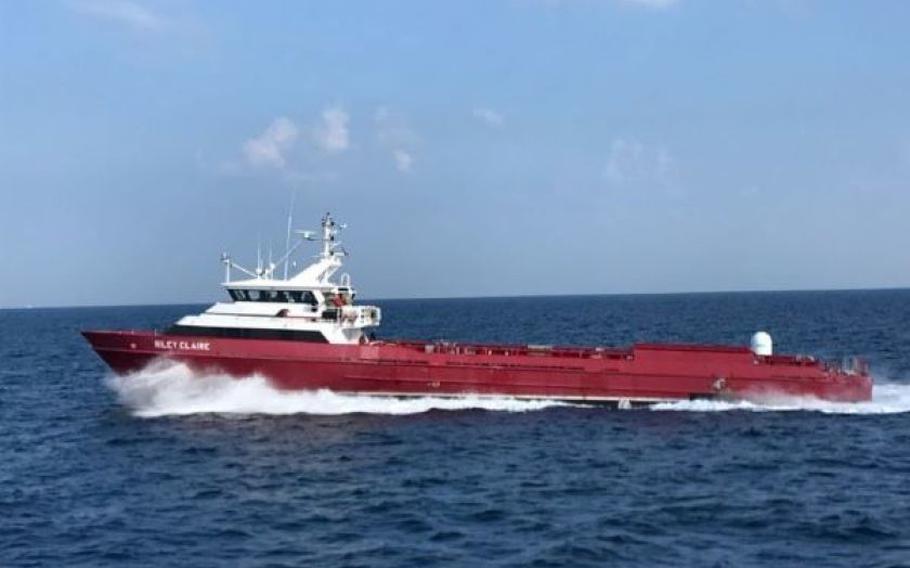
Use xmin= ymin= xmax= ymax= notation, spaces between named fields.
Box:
xmin=170 ymin=213 xmax=381 ymax=345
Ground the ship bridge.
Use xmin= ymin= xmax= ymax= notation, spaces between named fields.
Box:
xmin=169 ymin=212 xmax=381 ymax=345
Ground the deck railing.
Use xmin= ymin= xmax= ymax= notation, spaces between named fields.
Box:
xmin=391 ymin=340 xmax=632 ymax=360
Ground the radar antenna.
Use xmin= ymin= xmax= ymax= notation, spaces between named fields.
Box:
xmin=318 ymin=212 xmax=347 ymax=259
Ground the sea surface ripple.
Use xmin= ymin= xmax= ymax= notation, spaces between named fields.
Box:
xmin=3 ymin=290 xmax=910 ymax=567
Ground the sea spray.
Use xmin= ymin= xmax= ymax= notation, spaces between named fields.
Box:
xmin=107 ymin=362 xmax=570 ymax=417
xmin=650 ymin=382 xmax=910 ymax=415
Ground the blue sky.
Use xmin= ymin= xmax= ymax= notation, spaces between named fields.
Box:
xmin=1 ymin=0 xmax=909 ymax=307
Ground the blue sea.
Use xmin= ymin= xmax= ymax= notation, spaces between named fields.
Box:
xmin=3 ymin=290 xmax=910 ymax=567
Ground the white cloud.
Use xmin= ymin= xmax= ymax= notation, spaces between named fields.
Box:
xmin=243 ymin=117 xmax=299 ymax=169
xmin=393 ymin=150 xmax=414 ymax=173
xmin=604 ymin=138 xmax=674 ymax=185
xmin=234 ymin=108 xmax=348 ymax=175
xmin=375 ymin=107 xmax=418 ymax=174
xmin=472 ymin=107 xmax=505 ymax=128
xmin=618 ymin=0 xmax=678 ymax=9
xmin=314 ymin=106 xmax=350 ymax=153
xmin=69 ymin=0 xmax=164 ymax=31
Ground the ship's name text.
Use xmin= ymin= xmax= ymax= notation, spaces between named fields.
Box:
xmin=153 ymin=339 xmax=211 ymax=351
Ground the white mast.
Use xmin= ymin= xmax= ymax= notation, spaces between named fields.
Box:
xmin=222 ymin=252 xmax=231 ymax=282
xmin=283 ymin=191 xmax=296 ymax=280
xmin=320 ymin=212 xmax=346 ymax=259
xmin=256 ymin=236 xmax=263 ymax=277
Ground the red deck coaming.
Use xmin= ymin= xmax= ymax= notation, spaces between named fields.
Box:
xmin=82 ymin=330 xmax=873 ymax=402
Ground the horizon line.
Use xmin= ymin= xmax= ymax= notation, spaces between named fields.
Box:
xmin=3 ymin=284 xmax=909 ymax=311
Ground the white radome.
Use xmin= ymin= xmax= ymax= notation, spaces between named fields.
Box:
xmin=751 ymin=331 xmax=773 ymax=356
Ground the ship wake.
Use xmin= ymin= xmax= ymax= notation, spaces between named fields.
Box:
xmin=650 ymin=382 xmax=910 ymax=414
xmin=107 ymin=362 xmax=569 ymax=418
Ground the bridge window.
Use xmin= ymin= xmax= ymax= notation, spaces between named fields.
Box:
xmin=228 ymin=289 xmax=250 ymax=301
xmin=228 ymin=289 xmax=317 ymax=304
xmin=289 ymin=291 xmax=318 ymax=305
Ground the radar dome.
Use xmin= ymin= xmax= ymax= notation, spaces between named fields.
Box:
xmin=750 ymin=331 xmax=773 ymax=356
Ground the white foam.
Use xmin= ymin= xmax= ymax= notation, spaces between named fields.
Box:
xmin=107 ymin=362 xmax=569 ymax=418
xmin=650 ymin=382 xmax=910 ymax=415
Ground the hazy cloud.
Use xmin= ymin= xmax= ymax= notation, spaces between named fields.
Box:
xmin=472 ymin=107 xmax=505 ymax=128
xmin=243 ymin=117 xmax=299 ymax=169
xmin=69 ymin=0 xmax=164 ymax=31
xmin=618 ymin=0 xmax=678 ymax=9
xmin=393 ymin=150 xmax=414 ymax=173
xmin=604 ymin=138 xmax=674 ymax=185
xmin=314 ymin=106 xmax=350 ymax=153
xmin=375 ymin=107 xmax=418 ymax=174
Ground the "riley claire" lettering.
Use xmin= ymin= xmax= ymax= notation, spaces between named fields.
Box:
xmin=153 ymin=339 xmax=211 ymax=351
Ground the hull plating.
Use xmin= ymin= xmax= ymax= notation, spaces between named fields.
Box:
xmin=82 ymin=330 xmax=873 ymax=403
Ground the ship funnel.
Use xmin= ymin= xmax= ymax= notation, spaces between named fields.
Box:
xmin=751 ymin=331 xmax=773 ymax=356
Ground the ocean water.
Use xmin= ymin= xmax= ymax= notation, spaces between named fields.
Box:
xmin=3 ymin=290 xmax=910 ymax=567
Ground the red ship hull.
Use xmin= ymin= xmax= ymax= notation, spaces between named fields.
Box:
xmin=82 ymin=330 xmax=872 ymax=404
